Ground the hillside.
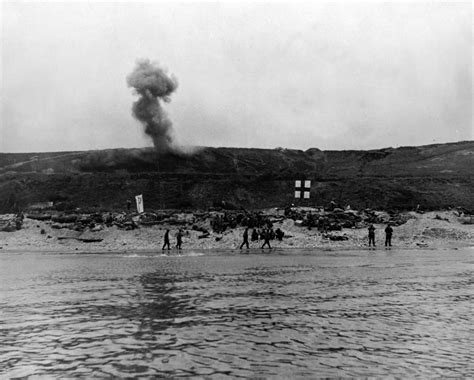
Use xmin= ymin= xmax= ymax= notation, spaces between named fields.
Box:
xmin=0 ymin=141 xmax=473 ymax=213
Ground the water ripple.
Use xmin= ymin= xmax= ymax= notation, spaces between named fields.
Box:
xmin=1 ymin=249 xmax=473 ymax=377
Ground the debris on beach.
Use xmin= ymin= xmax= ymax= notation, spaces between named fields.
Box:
xmin=2 ymin=204 xmax=471 ymax=252
xmin=0 ymin=214 xmax=23 ymax=232
xmin=18 ymin=204 xmax=415 ymax=238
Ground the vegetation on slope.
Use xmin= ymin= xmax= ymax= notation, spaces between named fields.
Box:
xmin=0 ymin=141 xmax=472 ymax=213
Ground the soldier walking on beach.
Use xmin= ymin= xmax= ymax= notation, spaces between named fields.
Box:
xmin=368 ymin=224 xmax=376 ymax=247
xmin=251 ymin=228 xmax=259 ymax=242
xmin=261 ymin=228 xmax=272 ymax=249
xmin=385 ymin=223 xmax=393 ymax=247
xmin=240 ymin=227 xmax=250 ymax=249
xmin=162 ymin=229 xmax=171 ymax=250
xmin=176 ymin=229 xmax=183 ymax=250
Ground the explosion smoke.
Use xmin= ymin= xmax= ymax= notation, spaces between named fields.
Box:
xmin=127 ymin=59 xmax=178 ymax=153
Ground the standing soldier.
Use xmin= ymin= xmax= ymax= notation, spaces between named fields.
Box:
xmin=176 ymin=229 xmax=183 ymax=250
xmin=162 ymin=229 xmax=171 ymax=250
xmin=385 ymin=223 xmax=393 ymax=247
xmin=240 ymin=227 xmax=250 ymax=250
xmin=368 ymin=224 xmax=376 ymax=247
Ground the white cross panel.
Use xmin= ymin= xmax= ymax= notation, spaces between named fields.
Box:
xmin=294 ymin=180 xmax=311 ymax=199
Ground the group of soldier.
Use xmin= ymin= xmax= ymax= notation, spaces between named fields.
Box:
xmin=239 ymin=227 xmax=282 ymax=250
xmin=368 ymin=223 xmax=394 ymax=247
xmin=161 ymin=229 xmax=183 ymax=250
xmin=161 ymin=223 xmax=395 ymax=251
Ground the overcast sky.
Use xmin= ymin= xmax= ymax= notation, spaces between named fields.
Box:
xmin=1 ymin=1 xmax=472 ymax=153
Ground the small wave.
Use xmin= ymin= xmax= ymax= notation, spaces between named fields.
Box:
xmin=123 ymin=252 xmax=205 ymax=258
xmin=123 ymin=253 xmax=168 ymax=258
xmin=185 ymin=251 xmax=205 ymax=257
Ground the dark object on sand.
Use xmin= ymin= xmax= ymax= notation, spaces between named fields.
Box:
xmin=434 ymin=214 xmax=450 ymax=222
xmin=57 ymin=236 xmax=103 ymax=243
xmin=0 ymin=214 xmax=23 ymax=232
xmin=26 ymin=214 xmax=51 ymax=221
xmin=52 ymin=214 xmax=78 ymax=223
xmin=80 ymin=237 xmax=103 ymax=243
xmin=324 ymin=233 xmax=348 ymax=241
xmin=275 ymin=228 xmax=284 ymax=241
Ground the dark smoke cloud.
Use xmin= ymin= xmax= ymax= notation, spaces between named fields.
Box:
xmin=127 ymin=59 xmax=178 ymax=153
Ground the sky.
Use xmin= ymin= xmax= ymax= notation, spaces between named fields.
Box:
xmin=1 ymin=1 xmax=472 ymax=153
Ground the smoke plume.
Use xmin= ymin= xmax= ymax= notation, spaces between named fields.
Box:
xmin=127 ymin=59 xmax=178 ymax=153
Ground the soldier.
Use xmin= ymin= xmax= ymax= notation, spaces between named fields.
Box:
xmin=176 ymin=229 xmax=183 ymax=250
xmin=368 ymin=224 xmax=376 ymax=247
xmin=240 ymin=227 xmax=250 ymax=249
xmin=385 ymin=223 xmax=393 ymax=247
xmin=261 ymin=228 xmax=272 ymax=249
xmin=162 ymin=229 xmax=171 ymax=250
xmin=251 ymin=228 xmax=259 ymax=241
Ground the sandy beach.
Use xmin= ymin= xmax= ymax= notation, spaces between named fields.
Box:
xmin=1 ymin=210 xmax=472 ymax=253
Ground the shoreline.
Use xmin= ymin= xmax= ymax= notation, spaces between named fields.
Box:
xmin=1 ymin=245 xmax=473 ymax=255
xmin=1 ymin=210 xmax=473 ymax=254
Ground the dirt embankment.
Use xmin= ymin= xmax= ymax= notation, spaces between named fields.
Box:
xmin=1 ymin=141 xmax=473 ymax=212
xmin=1 ymin=210 xmax=472 ymax=253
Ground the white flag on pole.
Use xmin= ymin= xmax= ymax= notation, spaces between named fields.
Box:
xmin=135 ymin=194 xmax=144 ymax=213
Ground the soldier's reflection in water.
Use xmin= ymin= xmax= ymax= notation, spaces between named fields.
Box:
xmin=134 ymin=270 xmax=208 ymax=340
xmin=136 ymin=272 xmax=184 ymax=328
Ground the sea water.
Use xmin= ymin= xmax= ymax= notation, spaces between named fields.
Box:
xmin=1 ymin=248 xmax=473 ymax=378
